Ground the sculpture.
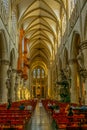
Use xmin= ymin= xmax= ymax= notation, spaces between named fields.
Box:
xmin=77 ymin=50 xmax=84 ymax=69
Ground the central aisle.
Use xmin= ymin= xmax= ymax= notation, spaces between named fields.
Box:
xmin=26 ymin=101 xmax=54 ymax=130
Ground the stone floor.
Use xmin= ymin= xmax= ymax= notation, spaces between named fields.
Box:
xmin=26 ymin=101 xmax=57 ymax=130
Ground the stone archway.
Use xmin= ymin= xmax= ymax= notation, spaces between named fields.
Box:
xmin=70 ymin=31 xmax=81 ymax=104
xmin=0 ymin=29 xmax=9 ymax=103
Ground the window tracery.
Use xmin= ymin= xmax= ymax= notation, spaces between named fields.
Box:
xmin=33 ymin=68 xmax=45 ymax=79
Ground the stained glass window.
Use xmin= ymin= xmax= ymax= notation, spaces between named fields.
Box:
xmin=33 ymin=68 xmax=45 ymax=79
xmin=42 ymin=69 xmax=44 ymax=78
xmin=33 ymin=69 xmax=36 ymax=78
xmin=37 ymin=68 xmax=40 ymax=78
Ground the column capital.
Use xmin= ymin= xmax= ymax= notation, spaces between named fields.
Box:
xmin=0 ymin=59 xmax=9 ymax=65
xmin=80 ymin=40 xmax=87 ymax=50
xmin=68 ymin=58 xmax=77 ymax=65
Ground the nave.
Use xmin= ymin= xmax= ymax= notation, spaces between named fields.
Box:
xmin=26 ymin=101 xmax=54 ymax=130
xmin=0 ymin=0 xmax=87 ymax=129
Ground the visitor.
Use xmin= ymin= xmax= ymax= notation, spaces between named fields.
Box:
xmin=19 ymin=103 xmax=25 ymax=110
xmin=67 ymin=107 xmax=74 ymax=123
xmin=7 ymin=98 xmax=12 ymax=109
xmin=50 ymin=103 xmax=59 ymax=115
xmin=54 ymin=105 xmax=60 ymax=113
xmin=67 ymin=107 xmax=74 ymax=116
xmin=26 ymin=104 xmax=32 ymax=113
xmin=39 ymin=100 xmax=42 ymax=107
xmin=47 ymin=102 xmax=52 ymax=109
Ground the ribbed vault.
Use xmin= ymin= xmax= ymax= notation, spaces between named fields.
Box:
xmin=12 ymin=0 xmax=66 ymax=70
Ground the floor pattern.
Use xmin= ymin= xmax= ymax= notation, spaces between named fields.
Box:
xmin=26 ymin=101 xmax=56 ymax=130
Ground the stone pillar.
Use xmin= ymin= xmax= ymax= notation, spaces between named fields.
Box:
xmin=14 ymin=83 xmax=18 ymax=101
xmin=48 ymin=68 xmax=51 ymax=97
xmin=15 ymin=74 xmax=21 ymax=101
xmin=29 ymin=69 xmax=32 ymax=98
xmin=19 ymin=78 xmax=23 ymax=100
xmin=79 ymin=40 xmax=87 ymax=104
xmin=10 ymin=69 xmax=16 ymax=102
xmin=69 ymin=59 xmax=79 ymax=104
xmin=0 ymin=59 xmax=9 ymax=103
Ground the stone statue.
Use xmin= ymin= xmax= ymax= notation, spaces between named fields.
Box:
xmin=77 ymin=50 xmax=84 ymax=69
xmin=64 ymin=65 xmax=71 ymax=79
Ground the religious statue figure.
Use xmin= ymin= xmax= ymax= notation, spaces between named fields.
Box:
xmin=64 ymin=65 xmax=71 ymax=79
xmin=77 ymin=50 xmax=85 ymax=69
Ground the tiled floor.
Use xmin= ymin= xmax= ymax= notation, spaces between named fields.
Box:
xmin=26 ymin=101 xmax=56 ymax=130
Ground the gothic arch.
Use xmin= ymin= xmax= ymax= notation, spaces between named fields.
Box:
xmin=0 ymin=29 xmax=8 ymax=60
xmin=70 ymin=31 xmax=81 ymax=59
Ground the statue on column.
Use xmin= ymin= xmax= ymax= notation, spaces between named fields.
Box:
xmin=64 ymin=65 xmax=71 ymax=80
xmin=57 ymin=69 xmax=71 ymax=102
xmin=77 ymin=49 xmax=87 ymax=79
xmin=77 ymin=50 xmax=85 ymax=70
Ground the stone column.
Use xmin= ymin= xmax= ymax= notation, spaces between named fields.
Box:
xmin=69 ymin=59 xmax=79 ymax=104
xmin=15 ymin=74 xmax=22 ymax=101
xmin=48 ymin=68 xmax=51 ymax=98
xmin=10 ymin=69 xmax=16 ymax=102
xmin=29 ymin=69 xmax=32 ymax=98
xmin=14 ymin=82 xmax=18 ymax=101
xmin=0 ymin=59 xmax=9 ymax=103
xmin=79 ymin=40 xmax=87 ymax=104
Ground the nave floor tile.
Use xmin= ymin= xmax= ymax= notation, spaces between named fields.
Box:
xmin=26 ymin=101 xmax=56 ymax=130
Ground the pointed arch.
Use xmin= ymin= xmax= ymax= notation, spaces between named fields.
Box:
xmin=70 ymin=31 xmax=81 ymax=59
xmin=0 ymin=29 xmax=8 ymax=60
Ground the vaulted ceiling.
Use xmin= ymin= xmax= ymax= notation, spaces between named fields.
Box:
xmin=13 ymin=0 xmax=67 ymax=70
